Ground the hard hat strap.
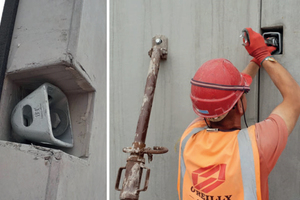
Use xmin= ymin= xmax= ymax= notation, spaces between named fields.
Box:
xmin=204 ymin=118 xmax=210 ymax=128
xmin=241 ymin=96 xmax=248 ymax=128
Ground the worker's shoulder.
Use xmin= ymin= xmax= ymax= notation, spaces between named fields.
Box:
xmin=255 ymin=113 xmax=288 ymax=137
xmin=255 ymin=113 xmax=287 ymax=130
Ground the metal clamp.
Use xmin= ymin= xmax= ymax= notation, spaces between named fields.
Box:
xmin=143 ymin=146 xmax=168 ymax=154
xmin=115 ymin=167 xmax=126 ymax=191
xmin=11 ymin=83 xmax=73 ymax=148
xmin=137 ymin=164 xmax=150 ymax=192
xmin=148 ymin=35 xmax=168 ymax=60
xmin=122 ymin=146 xmax=168 ymax=155
xmin=115 ymin=165 xmax=151 ymax=193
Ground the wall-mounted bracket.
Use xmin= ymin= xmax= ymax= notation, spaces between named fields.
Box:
xmin=263 ymin=32 xmax=282 ymax=55
xmin=261 ymin=26 xmax=283 ymax=55
xmin=11 ymin=83 xmax=73 ymax=148
xmin=148 ymin=35 xmax=168 ymax=60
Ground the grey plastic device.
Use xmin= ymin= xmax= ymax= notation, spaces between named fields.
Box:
xmin=11 ymin=83 xmax=73 ymax=148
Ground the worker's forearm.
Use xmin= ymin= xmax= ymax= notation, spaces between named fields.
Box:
xmin=242 ymin=61 xmax=259 ymax=79
xmin=262 ymin=60 xmax=300 ymax=103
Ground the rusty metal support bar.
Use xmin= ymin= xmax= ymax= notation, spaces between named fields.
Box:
xmin=115 ymin=35 xmax=168 ymax=200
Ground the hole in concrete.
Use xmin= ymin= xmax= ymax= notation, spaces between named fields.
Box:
xmin=0 ymin=64 xmax=96 ymax=158
xmin=261 ymin=26 xmax=283 ymax=55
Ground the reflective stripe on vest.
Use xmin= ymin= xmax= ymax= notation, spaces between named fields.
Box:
xmin=180 ymin=127 xmax=206 ymax=200
xmin=179 ymin=128 xmax=258 ymax=200
xmin=238 ymin=128 xmax=257 ymax=200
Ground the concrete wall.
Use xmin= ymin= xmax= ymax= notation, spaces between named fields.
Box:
xmin=0 ymin=0 xmax=106 ymax=199
xmin=260 ymin=1 xmax=300 ymax=199
xmin=110 ymin=1 xmax=260 ymax=199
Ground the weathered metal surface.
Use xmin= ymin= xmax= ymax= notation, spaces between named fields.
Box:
xmin=134 ymin=36 xmax=168 ymax=147
xmin=119 ymin=157 xmax=144 ymax=199
xmin=116 ymin=36 xmax=168 ymax=200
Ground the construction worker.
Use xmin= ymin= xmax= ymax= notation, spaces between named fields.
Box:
xmin=177 ymin=27 xmax=300 ymax=200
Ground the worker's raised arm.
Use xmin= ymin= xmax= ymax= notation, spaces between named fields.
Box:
xmin=243 ymin=27 xmax=300 ymax=135
xmin=262 ymin=61 xmax=300 ymax=135
xmin=242 ymin=43 xmax=276 ymax=79
xmin=242 ymin=61 xmax=259 ymax=80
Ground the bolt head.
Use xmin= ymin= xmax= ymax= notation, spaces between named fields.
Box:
xmin=50 ymin=112 xmax=61 ymax=129
xmin=155 ymin=38 xmax=162 ymax=44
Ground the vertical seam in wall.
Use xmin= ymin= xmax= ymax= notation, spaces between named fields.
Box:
xmin=257 ymin=0 xmax=263 ymax=122
xmin=66 ymin=0 xmax=83 ymax=58
xmin=45 ymin=156 xmax=61 ymax=200
xmin=259 ymin=0 xmax=262 ymax=28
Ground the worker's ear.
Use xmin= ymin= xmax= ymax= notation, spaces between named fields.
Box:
xmin=237 ymin=98 xmax=244 ymax=114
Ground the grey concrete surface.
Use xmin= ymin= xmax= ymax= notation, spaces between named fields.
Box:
xmin=0 ymin=0 xmax=106 ymax=199
xmin=260 ymin=1 xmax=300 ymax=199
xmin=0 ymin=142 xmax=51 ymax=200
xmin=110 ymin=1 xmax=260 ymax=199
xmin=0 ymin=0 xmax=95 ymax=158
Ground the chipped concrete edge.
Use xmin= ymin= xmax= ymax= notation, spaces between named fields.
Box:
xmin=5 ymin=54 xmax=95 ymax=93
xmin=63 ymin=52 xmax=95 ymax=91
xmin=0 ymin=141 xmax=89 ymax=165
xmin=0 ymin=141 xmax=89 ymax=200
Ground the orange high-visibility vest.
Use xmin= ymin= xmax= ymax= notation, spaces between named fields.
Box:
xmin=178 ymin=120 xmax=261 ymax=200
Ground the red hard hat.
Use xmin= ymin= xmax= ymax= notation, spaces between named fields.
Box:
xmin=190 ymin=58 xmax=252 ymax=118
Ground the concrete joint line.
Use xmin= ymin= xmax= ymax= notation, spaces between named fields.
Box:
xmin=45 ymin=155 xmax=61 ymax=200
